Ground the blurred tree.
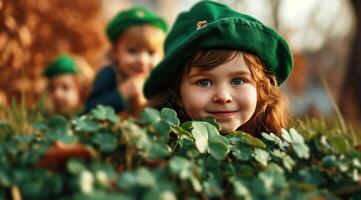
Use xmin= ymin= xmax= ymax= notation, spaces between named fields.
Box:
xmin=0 ymin=0 xmax=108 ymax=106
xmin=339 ymin=0 xmax=361 ymax=122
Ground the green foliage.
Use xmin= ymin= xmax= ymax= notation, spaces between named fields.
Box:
xmin=281 ymin=128 xmax=310 ymax=159
xmin=0 ymin=106 xmax=361 ymax=199
xmin=91 ymin=105 xmax=119 ymax=124
xmin=0 ymin=99 xmax=44 ymax=136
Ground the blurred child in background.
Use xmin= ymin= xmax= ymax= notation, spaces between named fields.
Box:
xmin=43 ymin=54 xmax=94 ymax=116
xmin=84 ymin=7 xmax=167 ymax=116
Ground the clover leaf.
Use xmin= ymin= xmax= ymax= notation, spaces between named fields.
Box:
xmin=73 ymin=117 xmax=100 ymax=132
xmin=254 ymin=148 xmax=270 ymax=166
xmin=146 ymin=142 xmax=171 ymax=160
xmin=228 ymin=131 xmax=266 ymax=148
xmin=191 ymin=122 xmax=210 ymax=153
xmin=281 ymin=128 xmax=310 ymax=159
xmin=208 ymin=127 xmax=229 ymax=160
xmin=201 ymin=117 xmax=221 ymax=131
xmin=140 ymin=108 xmax=161 ymax=125
xmin=160 ymin=108 xmax=180 ymax=126
xmin=262 ymin=132 xmax=288 ymax=150
xmin=231 ymin=144 xmax=253 ymax=161
xmin=92 ymin=132 xmax=117 ymax=153
xmin=154 ymin=121 xmax=171 ymax=138
xmin=91 ymin=105 xmax=119 ymax=124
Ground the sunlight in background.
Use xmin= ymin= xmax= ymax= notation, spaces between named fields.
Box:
xmin=102 ymin=0 xmax=355 ymax=52
xmin=280 ymin=0 xmax=354 ymax=51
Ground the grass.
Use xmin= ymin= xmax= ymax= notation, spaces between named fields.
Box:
xmin=0 ymin=91 xmax=46 ymax=135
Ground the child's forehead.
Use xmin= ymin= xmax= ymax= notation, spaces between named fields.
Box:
xmin=186 ymin=51 xmax=247 ymax=72
xmin=49 ymin=74 xmax=77 ymax=83
xmin=117 ymin=24 xmax=165 ymax=49
xmin=187 ymin=56 xmax=251 ymax=76
xmin=122 ymin=40 xmax=156 ymax=49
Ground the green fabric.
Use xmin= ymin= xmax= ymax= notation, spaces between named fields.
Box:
xmin=144 ymin=1 xmax=293 ymax=98
xmin=43 ymin=55 xmax=78 ymax=78
xmin=106 ymin=7 xmax=168 ymax=43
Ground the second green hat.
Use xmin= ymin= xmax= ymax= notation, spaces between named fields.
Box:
xmin=106 ymin=7 xmax=168 ymax=43
xmin=43 ymin=55 xmax=78 ymax=78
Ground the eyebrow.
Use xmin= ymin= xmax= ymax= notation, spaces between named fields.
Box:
xmin=187 ymin=68 xmax=251 ymax=78
xmin=229 ymin=71 xmax=252 ymax=77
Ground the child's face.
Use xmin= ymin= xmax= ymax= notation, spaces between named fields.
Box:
xmin=48 ymin=74 xmax=80 ymax=114
xmin=113 ymin=39 xmax=162 ymax=78
xmin=180 ymin=53 xmax=257 ymax=133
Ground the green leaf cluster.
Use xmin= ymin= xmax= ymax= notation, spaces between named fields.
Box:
xmin=0 ymin=106 xmax=360 ymax=199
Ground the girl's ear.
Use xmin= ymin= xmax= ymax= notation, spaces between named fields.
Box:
xmin=173 ymin=76 xmax=186 ymax=109
xmin=175 ymin=98 xmax=184 ymax=108
xmin=172 ymin=87 xmax=184 ymax=108
xmin=110 ymin=47 xmax=118 ymax=62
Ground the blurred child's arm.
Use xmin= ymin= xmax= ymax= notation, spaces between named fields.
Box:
xmin=118 ymin=75 xmax=147 ymax=107
xmin=89 ymin=66 xmax=116 ymax=96
xmin=84 ymin=89 xmax=128 ymax=113
xmin=118 ymin=76 xmax=144 ymax=99
xmin=83 ymin=66 xmax=128 ymax=113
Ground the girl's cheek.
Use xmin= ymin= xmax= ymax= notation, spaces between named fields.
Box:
xmin=183 ymin=92 xmax=209 ymax=110
xmin=235 ymin=87 xmax=258 ymax=109
xmin=187 ymin=89 xmax=204 ymax=99
xmin=151 ymin=54 xmax=162 ymax=67
xmin=183 ymin=88 xmax=206 ymax=104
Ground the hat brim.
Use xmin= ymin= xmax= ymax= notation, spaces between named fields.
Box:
xmin=144 ymin=18 xmax=293 ymax=98
xmin=107 ymin=18 xmax=167 ymax=43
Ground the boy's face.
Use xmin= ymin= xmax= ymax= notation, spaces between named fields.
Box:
xmin=180 ymin=53 xmax=257 ymax=134
xmin=48 ymin=74 xmax=80 ymax=114
xmin=113 ymin=39 xmax=162 ymax=78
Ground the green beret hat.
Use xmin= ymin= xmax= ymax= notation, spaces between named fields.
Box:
xmin=43 ymin=55 xmax=78 ymax=78
xmin=106 ymin=7 xmax=168 ymax=43
xmin=144 ymin=1 xmax=293 ymax=98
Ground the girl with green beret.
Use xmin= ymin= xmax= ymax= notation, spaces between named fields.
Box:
xmin=84 ymin=7 xmax=167 ymax=117
xmin=144 ymin=1 xmax=293 ymax=136
xmin=43 ymin=54 xmax=94 ymax=116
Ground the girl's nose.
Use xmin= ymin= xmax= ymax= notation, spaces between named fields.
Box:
xmin=135 ymin=52 xmax=151 ymax=73
xmin=54 ymin=88 xmax=64 ymax=99
xmin=213 ymin=89 xmax=232 ymax=103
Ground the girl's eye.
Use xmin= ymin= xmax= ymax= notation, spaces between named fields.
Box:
xmin=127 ymin=48 xmax=139 ymax=54
xmin=61 ymin=84 xmax=70 ymax=91
xmin=197 ymin=79 xmax=212 ymax=87
xmin=231 ymin=78 xmax=244 ymax=86
xmin=148 ymin=50 xmax=155 ymax=56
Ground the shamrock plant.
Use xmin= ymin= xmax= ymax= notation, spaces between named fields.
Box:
xmin=0 ymin=105 xmax=361 ymax=200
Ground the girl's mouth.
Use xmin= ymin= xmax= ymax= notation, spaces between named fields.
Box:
xmin=208 ymin=110 xmax=238 ymax=118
